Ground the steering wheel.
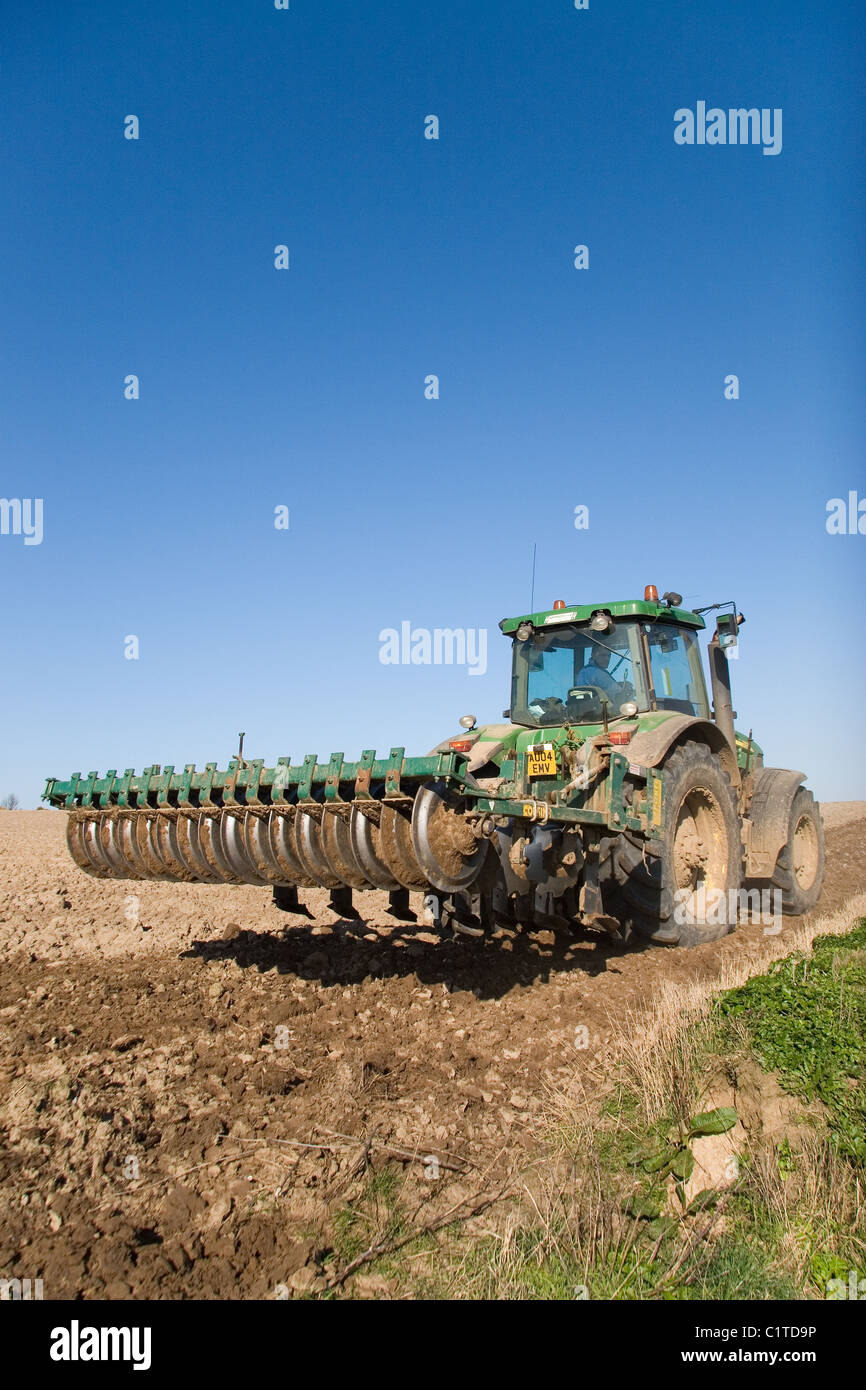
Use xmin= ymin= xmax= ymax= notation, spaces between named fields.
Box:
xmin=565 ymin=686 xmax=605 ymax=721
xmin=528 ymin=696 xmax=566 ymax=723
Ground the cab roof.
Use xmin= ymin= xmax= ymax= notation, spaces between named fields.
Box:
xmin=499 ymin=598 xmax=705 ymax=634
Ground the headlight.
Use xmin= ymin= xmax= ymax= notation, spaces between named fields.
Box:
xmin=459 ymin=714 xmax=477 ymax=730
xmin=619 ymin=700 xmax=638 ymax=717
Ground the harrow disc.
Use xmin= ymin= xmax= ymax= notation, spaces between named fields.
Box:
xmin=268 ymin=809 xmax=317 ymax=887
xmin=175 ymin=815 xmax=222 ymax=883
xmin=320 ymin=808 xmax=370 ymax=889
xmin=117 ymin=814 xmax=157 ymax=879
xmin=154 ymin=814 xmax=198 ymax=882
xmin=379 ymin=802 xmax=428 ymax=889
xmin=138 ymin=813 xmax=175 ymax=879
xmin=67 ymin=815 xmax=111 ymax=878
xmin=220 ymin=812 xmax=270 ymax=885
xmin=151 ymin=812 xmax=188 ymax=879
xmin=198 ymin=812 xmax=245 ymax=884
xmin=294 ymin=809 xmax=342 ymax=887
xmin=411 ymin=782 xmax=489 ymax=894
xmin=95 ymin=815 xmax=137 ymax=878
xmin=244 ymin=811 xmax=292 ymax=885
xmin=349 ymin=804 xmax=400 ymax=890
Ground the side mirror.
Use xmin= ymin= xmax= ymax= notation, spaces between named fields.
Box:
xmin=716 ymin=612 xmax=738 ymax=650
xmin=502 ymin=709 xmax=511 ymax=719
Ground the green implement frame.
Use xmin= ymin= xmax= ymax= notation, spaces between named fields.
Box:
xmin=44 ymin=746 xmax=662 ymax=840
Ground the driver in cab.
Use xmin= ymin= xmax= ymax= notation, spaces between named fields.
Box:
xmin=576 ymin=641 xmax=622 ymax=697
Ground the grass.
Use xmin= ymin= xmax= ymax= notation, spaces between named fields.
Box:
xmin=329 ymin=1166 xmax=407 ymax=1266
xmin=717 ymin=922 xmax=866 ymax=1161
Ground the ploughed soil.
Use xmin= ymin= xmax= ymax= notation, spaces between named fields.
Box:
xmin=0 ymin=805 xmax=863 ymax=1300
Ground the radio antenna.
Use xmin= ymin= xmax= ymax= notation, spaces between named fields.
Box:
xmin=529 ymin=543 xmax=537 ymax=612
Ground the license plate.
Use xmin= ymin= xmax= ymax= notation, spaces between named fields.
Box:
xmin=527 ymin=744 xmax=557 ymax=778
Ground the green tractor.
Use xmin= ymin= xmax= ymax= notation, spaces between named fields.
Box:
xmin=44 ymin=586 xmax=825 ymax=947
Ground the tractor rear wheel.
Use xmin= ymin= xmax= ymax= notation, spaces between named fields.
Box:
xmin=606 ymin=742 xmax=741 ymax=947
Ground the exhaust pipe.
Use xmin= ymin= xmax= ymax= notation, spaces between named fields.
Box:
xmin=708 ymin=633 xmax=737 ymax=758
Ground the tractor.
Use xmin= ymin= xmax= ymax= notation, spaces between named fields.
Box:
xmin=44 ymin=585 xmax=825 ymax=947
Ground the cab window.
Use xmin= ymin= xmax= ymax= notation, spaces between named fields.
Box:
xmin=645 ymin=624 xmax=709 ymax=717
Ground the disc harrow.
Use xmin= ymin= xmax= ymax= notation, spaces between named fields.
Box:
xmin=48 ymin=749 xmax=492 ymax=902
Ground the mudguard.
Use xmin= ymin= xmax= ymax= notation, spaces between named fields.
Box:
xmin=625 ymin=715 xmax=739 ymax=783
xmin=743 ymin=766 xmax=806 ymax=878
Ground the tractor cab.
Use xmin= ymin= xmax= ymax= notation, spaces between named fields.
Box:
xmin=501 ymin=592 xmax=710 ymax=729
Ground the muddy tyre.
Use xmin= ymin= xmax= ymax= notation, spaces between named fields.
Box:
xmin=606 ymin=742 xmax=741 ymax=947
xmin=768 ymin=787 xmax=825 ymax=916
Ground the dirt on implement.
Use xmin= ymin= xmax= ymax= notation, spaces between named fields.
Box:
xmin=0 ymin=807 xmax=863 ymax=1299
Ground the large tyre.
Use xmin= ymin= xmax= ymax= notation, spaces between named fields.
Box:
xmin=605 ymin=742 xmax=741 ymax=947
xmin=768 ymin=788 xmax=825 ymax=915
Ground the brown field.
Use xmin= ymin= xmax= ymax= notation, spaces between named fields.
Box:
xmin=0 ymin=804 xmax=863 ymax=1298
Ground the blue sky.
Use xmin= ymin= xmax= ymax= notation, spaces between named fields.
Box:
xmin=1 ymin=0 xmax=864 ymax=806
